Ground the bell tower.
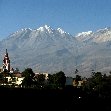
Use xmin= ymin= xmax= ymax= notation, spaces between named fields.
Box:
xmin=2 ymin=49 xmax=10 ymax=72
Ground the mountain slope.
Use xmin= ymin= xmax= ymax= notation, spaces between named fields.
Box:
xmin=1 ymin=26 xmax=111 ymax=77
xmin=75 ymin=27 xmax=111 ymax=76
xmin=0 ymin=25 xmax=78 ymax=77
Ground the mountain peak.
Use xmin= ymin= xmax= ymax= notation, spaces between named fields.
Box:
xmin=10 ymin=28 xmax=32 ymax=37
xmin=37 ymin=25 xmax=53 ymax=33
xmin=76 ymin=31 xmax=93 ymax=37
xmin=13 ymin=28 xmax=32 ymax=32
xmin=57 ymin=28 xmax=66 ymax=34
xmin=96 ymin=27 xmax=111 ymax=33
xmin=44 ymin=25 xmax=51 ymax=29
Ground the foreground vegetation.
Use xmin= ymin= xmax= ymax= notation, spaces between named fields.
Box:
xmin=0 ymin=68 xmax=111 ymax=111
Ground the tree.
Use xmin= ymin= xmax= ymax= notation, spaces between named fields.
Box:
xmin=22 ymin=68 xmax=35 ymax=78
xmin=47 ymin=74 xmax=56 ymax=89
xmin=55 ymin=71 xmax=66 ymax=88
xmin=14 ymin=68 xmax=19 ymax=74
xmin=22 ymin=68 xmax=35 ymax=87
xmin=48 ymin=71 xmax=66 ymax=89
xmin=83 ymin=72 xmax=106 ymax=95
xmin=75 ymin=75 xmax=81 ymax=81
xmin=34 ymin=74 xmax=45 ymax=87
xmin=48 ymin=74 xmax=54 ymax=84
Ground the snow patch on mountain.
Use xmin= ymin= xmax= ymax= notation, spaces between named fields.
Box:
xmin=76 ymin=31 xmax=93 ymax=37
xmin=37 ymin=25 xmax=53 ymax=34
xmin=57 ymin=28 xmax=66 ymax=34
xmin=76 ymin=27 xmax=111 ymax=44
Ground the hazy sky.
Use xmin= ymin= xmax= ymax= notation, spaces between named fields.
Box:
xmin=0 ymin=0 xmax=111 ymax=39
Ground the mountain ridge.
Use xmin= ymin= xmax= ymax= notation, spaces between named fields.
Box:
xmin=1 ymin=25 xmax=111 ymax=77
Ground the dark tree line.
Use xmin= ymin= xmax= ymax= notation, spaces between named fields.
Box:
xmin=82 ymin=71 xmax=111 ymax=99
xmin=21 ymin=68 xmax=66 ymax=89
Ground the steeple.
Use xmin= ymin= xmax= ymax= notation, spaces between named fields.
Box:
xmin=6 ymin=49 xmax=7 ymax=54
xmin=3 ymin=49 xmax=10 ymax=72
xmin=5 ymin=49 xmax=8 ymax=57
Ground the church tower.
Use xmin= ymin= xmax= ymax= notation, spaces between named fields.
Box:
xmin=2 ymin=49 xmax=10 ymax=72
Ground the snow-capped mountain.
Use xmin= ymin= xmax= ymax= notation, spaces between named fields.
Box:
xmin=1 ymin=25 xmax=111 ymax=77
xmin=76 ymin=27 xmax=111 ymax=43
xmin=75 ymin=27 xmax=111 ymax=76
xmin=0 ymin=25 xmax=78 ymax=77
